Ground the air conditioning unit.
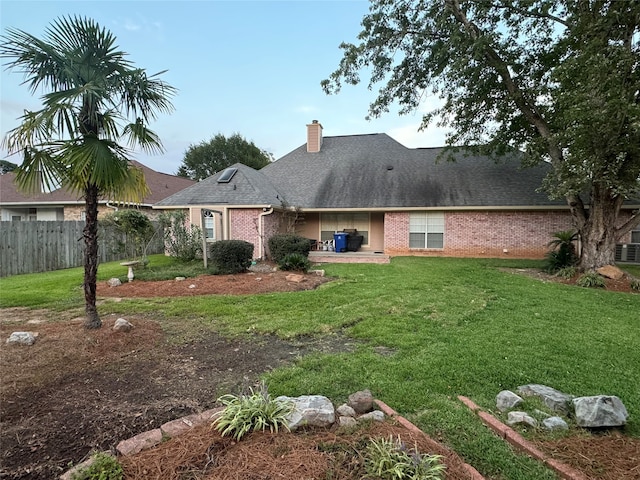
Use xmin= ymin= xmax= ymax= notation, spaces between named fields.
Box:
xmin=616 ymin=244 xmax=640 ymax=263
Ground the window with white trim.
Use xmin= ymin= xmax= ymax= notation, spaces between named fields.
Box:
xmin=409 ymin=212 xmax=444 ymax=249
xmin=203 ymin=210 xmax=215 ymax=241
xmin=320 ymin=212 xmax=369 ymax=244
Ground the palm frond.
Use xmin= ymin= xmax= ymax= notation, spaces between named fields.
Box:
xmin=13 ymin=146 xmax=68 ymax=194
xmin=122 ymin=119 xmax=165 ymax=155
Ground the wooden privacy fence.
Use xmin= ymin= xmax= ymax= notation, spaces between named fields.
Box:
xmin=0 ymin=221 xmax=165 ymax=277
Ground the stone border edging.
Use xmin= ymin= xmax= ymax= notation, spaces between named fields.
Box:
xmin=375 ymin=399 xmax=486 ymax=480
xmin=458 ymin=395 xmax=589 ymax=480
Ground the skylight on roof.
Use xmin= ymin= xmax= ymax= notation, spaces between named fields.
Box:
xmin=217 ymin=167 xmax=237 ymax=183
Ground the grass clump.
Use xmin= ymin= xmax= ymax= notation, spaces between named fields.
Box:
xmin=212 ymin=383 xmax=294 ymax=441
xmin=576 ymin=272 xmax=606 ymax=288
xmin=364 ymin=435 xmax=445 ymax=480
xmin=555 ymin=266 xmax=577 ymax=279
xmin=70 ymin=452 xmax=123 ymax=480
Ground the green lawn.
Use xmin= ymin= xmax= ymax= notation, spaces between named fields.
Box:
xmin=1 ymin=256 xmax=638 ymax=479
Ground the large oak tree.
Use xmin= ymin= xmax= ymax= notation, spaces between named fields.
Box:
xmin=322 ymin=0 xmax=640 ymax=270
xmin=1 ymin=16 xmax=175 ymax=328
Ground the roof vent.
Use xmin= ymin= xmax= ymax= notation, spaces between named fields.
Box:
xmin=217 ymin=167 xmax=238 ymax=183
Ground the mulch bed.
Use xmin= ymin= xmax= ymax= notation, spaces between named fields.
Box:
xmin=121 ymin=420 xmax=477 ymax=480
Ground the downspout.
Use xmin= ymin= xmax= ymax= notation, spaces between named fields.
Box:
xmin=258 ymin=207 xmax=274 ymax=260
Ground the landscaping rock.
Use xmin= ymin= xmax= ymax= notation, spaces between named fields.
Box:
xmin=338 ymin=416 xmax=357 ymax=427
xmin=310 ymin=269 xmax=325 ymax=277
xmin=336 ymin=404 xmax=356 ymax=417
xmin=175 ymin=276 xmax=186 ymax=281
xmin=506 ymin=411 xmax=538 ymax=428
xmin=358 ymin=410 xmax=385 ymax=423
xmin=285 ymin=273 xmax=305 ymax=283
xmin=543 ymin=416 xmax=569 ymax=431
xmin=107 ymin=278 xmax=122 ymax=287
xmin=348 ymin=389 xmax=374 ymax=414
xmin=113 ymin=318 xmax=133 ymax=332
xmin=596 ymin=265 xmax=624 ymax=280
xmin=6 ymin=331 xmax=37 ymax=346
xmin=517 ymin=384 xmax=574 ymax=414
xmin=496 ymin=390 xmax=523 ymax=412
xmin=276 ymin=395 xmax=335 ymax=431
xmin=573 ymin=395 xmax=628 ymax=427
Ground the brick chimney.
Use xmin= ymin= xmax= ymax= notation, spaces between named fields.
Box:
xmin=306 ymin=120 xmax=323 ymax=153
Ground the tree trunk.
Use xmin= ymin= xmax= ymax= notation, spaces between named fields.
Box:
xmin=83 ymin=184 xmax=101 ymax=329
xmin=573 ymin=186 xmax=621 ymax=271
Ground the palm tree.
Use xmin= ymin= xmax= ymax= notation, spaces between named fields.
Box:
xmin=1 ymin=16 xmax=176 ymax=329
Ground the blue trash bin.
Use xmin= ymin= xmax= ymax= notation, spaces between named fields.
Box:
xmin=333 ymin=232 xmax=348 ymax=253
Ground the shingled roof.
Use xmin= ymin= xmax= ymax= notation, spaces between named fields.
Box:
xmin=153 ymin=132 xmax=567 ymax=210
xmin=155 ymin=162 xmax=282 ymax=207
xmin=259 ymin=133 xmax=563 ymax=209
xmin=0 ymin=160 xmax=195 ymax=206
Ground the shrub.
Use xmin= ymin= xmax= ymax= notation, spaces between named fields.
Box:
xmin=555 ymin=266 xmax=577 ymax=279
xmin=212 ymin=384 xmax=294 ymax=441
xmin=209 ymin=240 xmax=254 ymax=274
xmin=364 ymin=435 xmax=445 ymax=480
xmin=70 ymin=452 xmax=123 ymax=480
xmin=631 ymin=278 xmax=640 ymax=292
xmin=544 ymin=230 xmax=578 ymax=273
xmin=278 ymin=252 xmax=311 ymax=272
xmin=158 ymin=210 xmax=203 ymax=262
xmin=102 ymin=209 xmax=156 ymax=261
xmin=576 ymin=272 xmax=605 ymax=288
xmin=268 ymin=234 xmax=312 ymax=263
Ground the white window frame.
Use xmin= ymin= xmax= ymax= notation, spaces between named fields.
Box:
xmin=203 ymin=210 xmax=216 ymax=242
xmin=409 ymin=212 xmax=445 ymax=249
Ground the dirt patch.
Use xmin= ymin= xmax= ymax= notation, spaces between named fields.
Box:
xmin=2 ymin=269 xmax=639 ymax=479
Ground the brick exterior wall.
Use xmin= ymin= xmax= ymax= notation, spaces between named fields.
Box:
xmin=385 ymin=210 xmax=573 ymax=259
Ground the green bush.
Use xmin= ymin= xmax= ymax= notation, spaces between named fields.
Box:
xmin=268 ymin=234 xmax=312 ymax=263
xmin=630 ymin=278 xmax=640 ymax=292
xmin=71 ymin=452 xmax=123 ymax=480
xmin=544 ymin=230 xmax=578 ymax=273
xmin=576 ymin=272 xmax=605 ymax=288
xmin=555 ymin=266 xmax=577 ymax=279
xmin=364 ymin=435 xmax=445 ymax=480
xmin=102 ymin=209 xmax=159 ymax=261
xmin=210 ymin=240 xmax=254 ymax=274
xmin=278 ymin=252 xmax=311 ymax=272
xmin=212 ymin=384 xmax=294 ymax=441
xmin=158 ymin=210 xmax=203 ymax=262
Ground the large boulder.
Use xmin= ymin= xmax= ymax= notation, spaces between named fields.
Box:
xmin=276 ymin=395 xmax=335 ymax=431
xmin=573 ymin=395 xmax=628 ymax=427
xmin=517 ymin=384 xmax=574 ymax=414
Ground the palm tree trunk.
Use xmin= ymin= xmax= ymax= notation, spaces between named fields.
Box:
xmin=83 ymin=183 xmax=101 ymax=329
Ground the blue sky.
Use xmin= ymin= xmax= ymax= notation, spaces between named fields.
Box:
xmin=1 ymin=0 xmax=449 ymax=175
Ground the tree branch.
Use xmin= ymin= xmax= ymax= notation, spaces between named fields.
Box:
xmin=445 ymin=0 xmax=588 ymax=222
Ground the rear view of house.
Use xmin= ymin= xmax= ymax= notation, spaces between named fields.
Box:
xmin=154 ymin=122 xmax=640 ymax=262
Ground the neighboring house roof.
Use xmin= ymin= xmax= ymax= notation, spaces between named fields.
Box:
xmin=155 ymin=162 xmax=283 ymax=207
xmin=0 ymin=160 xmax=195 ymax=207
xmin=262 ymin=133 xmax=563 ymax=209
